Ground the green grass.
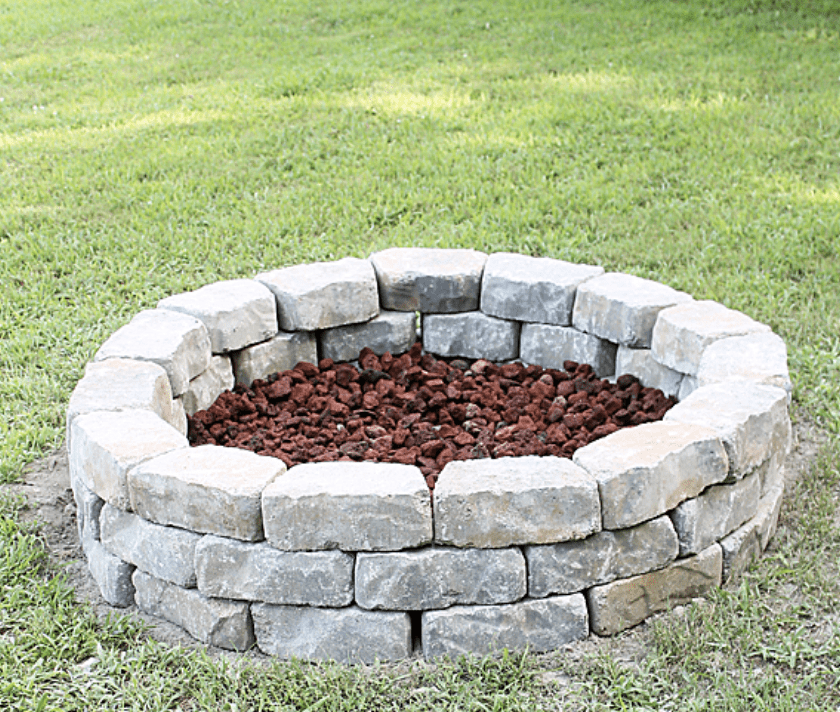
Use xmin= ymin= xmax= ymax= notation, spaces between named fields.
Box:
xmin=2 ymin=0 xmax=839 ymax=709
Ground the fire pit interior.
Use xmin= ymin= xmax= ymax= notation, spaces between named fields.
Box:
xmin=67 ymin=249 xmax=793 ymax=663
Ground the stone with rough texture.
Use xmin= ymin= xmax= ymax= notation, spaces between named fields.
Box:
xmin=422 ymin=594 xmax=588 ymax=659
xmin=99 ymin=504 xmax=201 ymax=587
xmin=355 ymin=547 xmax=526 ymax=611
xmin=129 ymin=445 xmax=285 ymax=541
xmin=572 ymin=272 xmax=692 ymax=348
xmin=181 ymin=355 xmax=235 ymax=416
xmin=231 ymin=331 xmax=317 ymax=386
xmin=257 ymin=258 xmax=379 ymax=331
xmin=670 ymin=472 xmax=760 ymax=556
xmin=720 ymin=485 xmax=784 ymax=582
xmin=319 ymin=310 xmax=416 ymax=363
xmin=195 ymin=536 xmax=353 ymax=607
xmin=479 ymin=253 xmax=604 ymax=325
xmin=158 ymin=279 xmax=278 ymax=353
xmin=70 ymin=469 xmax=104 ymax=541
xmin=370 ymin=247 xmax=487 ymax=313
xmin=520 ymin=323 xmax=617 ymax=378
xmin=573 ymin=422 xmax=728 ymax=529
xmin=262 ymin=462 xmax=432 ymax=552
xmin=170 ymin=397 xmax=187 ymax=436
xmin=664 ymin=382 xmax=791 ymax=477
xmin=133 ymin=570 xmax=254 ymax=651
xmin=69 ymin=409 xmax=188 ymax=511
xmin=525 ymin=515 xmax=679 ymax=598
xmin=434 ymin=456 xmax=600 ymax=548
xmin=615 ymin=346 xmax=684 ymax=398
xmin=651 ymin=300 xmax=771 ymax=375
xmin=251 ymin=603 xmax=411 ymax=663
xmin=695 ymin=332 xmax=792 ymax=397
xmin=84 ymin=535 xmax=135 ymax=607
xmin=587 ymin=543 xmax=723 ymax=635
xmin=94 ymin=309 xmax=211 ymax=396
xmin=422 ymin=312 xmax=519 ymax=362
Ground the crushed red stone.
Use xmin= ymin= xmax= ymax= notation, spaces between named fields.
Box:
xmin=188 ymin=342 xmax=677 ymax=491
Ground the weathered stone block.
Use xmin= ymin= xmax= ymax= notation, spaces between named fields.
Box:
xmin=251 ymin=603 xmax=411 ymax=663
xmin=720 ymin=485 xmax=784 ymax=582
xmin=479 ymin=252 xmax=603 ymax=325
xmin=84 ymin=534 xmax=135 ymax=608
xmin=133 ymin=571 xmax=254 ymax=651
xmin=256 ymin=258 xmax=379 ymax=331
xmin=615 ymin=346 xmax=684 ymax=398
xmin=319 ymin=310 xmax=416 ymax=363
xmin=586 ymin=543 xmax=723 ymax=635
xmin=99 ymin=504 xmax=201 ymax=587
xmin=651 ymin=300 xmax=771 ymax=375
xmin=231 ymin=331 xmax=317 ymax=386
xmin=70 ymin=468 xmax=104 ymax=541
xmin=370 ymin=247 xmax=487 ymax=313
xmin=572 ymin=272 xmax=692 ymax=348
xmin=194 ymin=536 xmax=353 ymax=607
xmin=355 ymin=547 xmax=526 ymax=611
xmin=695 ymin=332 xmax=793 ymax=397
xmin=69 ymin=409 xmax=188 ymax=510
xmin=129 ymin=445 xmax=285 ymax=541
xmin=573 ymin=422 xmax=728 ymax=529
xmin=158 ymin=279 xmax=278 ymax=353
xmin=520 ymin=323 xmax=617 ymax=378
xmin=180 ymin=355 xmax=234 ymax=416
xmin=170 ymin=397 xmax=187 ymax=436
xmin=525 ymin=515 xmax=679 ymax=598
xmin=434 ymin=456 xmax=600 ymax=548
xmin=262 ymin=462 xmax=432 ymax=552
xmin=94 ymin=309 xmax=211 ymax=396
xmin=421 ymin=594 xmax=588 ymax=659
xmin=422 ymin=312 xmax=519 ymax=362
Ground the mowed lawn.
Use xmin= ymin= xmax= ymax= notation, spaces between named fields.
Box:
xmin=1 ymin=0 xmax=839 ymax=709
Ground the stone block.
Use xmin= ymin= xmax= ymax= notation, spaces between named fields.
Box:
xmin=434 ymin=456 xmax=600 ymax=548
xmin=128 ymin=445 xmax=285 ymax=541
xmin=695 ymin=332 xmax=793 ymax=397
xmin=422 ymin=312 xmax=519 ymax=362
xmin=262 ymin=461 xmax=431 ymax=552
xmin=195 ymin=536 xmax=353 ymax=607
xmin=370 ymin=247 xmax=487 ymax=313
xmin=525 ymin=515 xmax=678 ymax=598
xmin=69 ymin=409 xmax=188 ymax=510
xmin=85 ymin=536 xmax=135 ymax=608
xmin=421 ymin=594 xmax=588 ymax=659
xmin=664 ymin=382 xmax=791 ymax=477
xmin=170 ymin=397 xmax=187 ymax=436
xmin=251 ymin=603 xmax=411 ymax=663
xmin=231 ymin=331 xmax=317 ymax=386
xmin=670 ymin=471 xmax=760 ymax=556
xmin=651 ymin=301 xmax=771 ymax=375
xmin=720 ymin=485 xmax=784 ymax=582
xmin=94 ymin=308 xmax=211 ymax=396
xmin=70 ymin=468 xmax=104 ymax=541
xmin=355 ymin=547 xmax=526 ymax=611
xmin=133 ymin=571 xmax=254 ymax=651
xmin=586 ymin=543 xmax=723 ymax=635
xmin=181 ymin=355 xmax=235 ymax=415
xmin=99 ymin=504 xmax=201 ymax=587
xmin=520 ymin=323 xmax=617 ymax=378
xmin=256 ymin=258 xmax=379 ymax=331
xmin=572 ymin=272 xmax=692 ymax=348
xmin=573 ymin=422 xmax=728 ymax=529
xmin=615 ymin=346 xmax=684 ymax=398
xmin=319 ymin=310 xmax=416 ymax=363
xmin=158 ymin=279 xmax=278 ymax=353
xmin=479 ymin=252 xmax=603 ymax=325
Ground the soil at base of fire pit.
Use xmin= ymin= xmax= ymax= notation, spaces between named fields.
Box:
xmin=188 ymin=342 xmax=677 ymax=492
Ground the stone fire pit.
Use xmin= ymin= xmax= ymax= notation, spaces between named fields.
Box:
xmin=67 ymin=249 xmax=792 ymax=663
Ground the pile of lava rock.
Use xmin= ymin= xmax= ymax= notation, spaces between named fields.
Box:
xmin=188 ymin=343 xmax=677 ymax=491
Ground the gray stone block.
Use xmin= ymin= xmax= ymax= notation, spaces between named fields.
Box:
xmin=194 ymin=536 xmax=353 ymax=607
xmin=70 ymin=468 xmax=104 ymax=541
xmin=231 ymin=331 xmax=317 ymax=386
xmin=434 ymin=456 xmax=600 ymax=548
xmin=720 ymin=485 xmax=783 ymax=582
xmin=422 ymin=312 xmax=520 ymax=361
xmin=572 ymin=272 xmax=692 ymax=348
xmin=319 ymin=310 xmax=416 ymax=362
xmin=181 ymin=355 xmax=234 ymax=416
xmin=615 ymin=346 xmax=684 ymax=397
xmin=525 ymin=515 xmax=679 ymax=597
xmin=251 ymin=603 xmax=412 ymax=663
xmin=85 ymin=536 xmax=135 ymax=608
xmin=573 ymin=422 xmax=729 ymax=529
xmin=256 ymin=258 xmax=379 ymax=331
xmin=520 ymin=323 xmax=617 ymax=378
xmin=133 ymin=570 xmax=254 ymax=651
xmin=370 ymin=247 xmax=487 ymax=313
xmin=479 ymin=252 xmax=603 ymax=325
xmin=695 ymin=332 xmax=792 ymax=397
xmin=355 ymin=547 xmax=526 ymax=611
xmin=158 ymin=279 xmax=278 ymax=353
xmin=421 ymin=594 xmax=588 ymax=659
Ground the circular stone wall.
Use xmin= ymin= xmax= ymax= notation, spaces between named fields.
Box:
xmin=67 ymin=249 xmax=793 ymax=663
